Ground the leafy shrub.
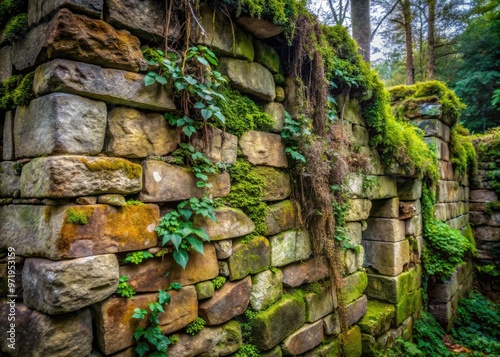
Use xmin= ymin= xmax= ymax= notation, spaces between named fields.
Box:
xmin=234 ymin=344 xmax=260 ymax=357
xmin=412 ymin=312 xmax=451 ymax=356
xmin=116 ymin=276 xmax=136 ymax=299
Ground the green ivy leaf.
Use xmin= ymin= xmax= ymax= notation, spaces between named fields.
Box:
xmin=155 ymin=75 xmax=168 ymax=85
xmin=135 ymin=341 xmax=150 ymax=357
xmin=196 ymin=56 xmax=209 ymax=66
xmin=144 ymin=75 xmax=156 ymax=86
xmin=132 ymin=308 xmax=148 ymax=319
xmin=158 ymin=290 xmax=171 ymax=305
xmin=201 ymin=108 xmax=213 ymax=120
xmin=186 ymin=236 xmax=204 ymax=254
xmin=168 ymin=282 xmax=183 ymax=290
xmin=173 ymin=249 xmax=189 ymax=269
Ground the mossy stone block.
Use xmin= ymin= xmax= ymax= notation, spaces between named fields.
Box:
xmin=196 ymin=281 xmax=214 ymax=300
xmin=358 ymin=300 xmax=395 ymax=335
xmin=365 ymin=265 xmax=421 ymax=304
xmin=344 ymin=325 xmax=362 ymax=357
xmin=340 ymin=271 xmax=368 ymax=305
xmin=264 ymin=200 xmax=301 ymax=235
xmin=253 ymin=166 xmax=291 ymax=200
xmin=304 ymin=284 xmax=336 ymax=322
xmin=270 ymin=230 xmax=312 ymax=267
xmin=228 ymin=236 xmax=270 ymax=280
xmin=254 ymin=40 xmax=281 ymax=74
xmin=261 ymin=346 xmax=282 ymax=357
xmin=394 ymin=288 xmax=422 ymax=326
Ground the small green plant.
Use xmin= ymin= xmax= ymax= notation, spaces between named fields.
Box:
xmin=116 ymin=276 xmax=136 ymax=299
xmin=240 ymin=308 xmax=259 ymax=341
xmin=486 ymin=201 xmax=500 ymax=215
xmin=281 ymin=111 xmax=310 ymax=164
xmin=125 ymin=199 xmax=144 ymax=206
xmin=185 ymin=317 xmax=206 ymax=335
xmin=5 ymin=13 xmax=27 ymax=42
xmin=124 ymin=251 xmax=154 ymax=264
xmin=66 ymin=208 xmax=88 ymax=225
xmin=172 ymin=143 xmax=219 ymax=188
xmin=234 ymin=344 xmax=261 ymax=357
xmin=211 ymin=276 xmax=226 ymax=290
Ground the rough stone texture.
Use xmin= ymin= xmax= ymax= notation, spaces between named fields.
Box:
xmin=282 ymin=257 xmax=329 ymax=288
xmin=424 ymin=137 xmax=450 ymax=161
xmin=2 ymin=111 xmax=14 ymax=160
xmin=270 ymin=230 xmax=312 ymax=267
xmin=363 ymin=218 xmax=405 ymax=242
xmin=363 ymin=240 xmax=410 ymax=276
xmin=399 ymin=200 xmax=421 ymax=220
xmin=0 ymin=304 xmax=92 ymax=357
xmin=97 ymin=194 xmax=126 ymax=206
xmin=347 ymin=295 xmax=368 ymax=326
xmin=240 ymin=131 xmax=287 ymax=168
xmin=427 ymin=271 xmax=459 ymax=304
xmin=352 ymin=124 xmax=370 ymax=144
xmin=15 ymin=93 xmax=106 ymax=158
xmin=370 ymin=198 xmax=399 ymax=218
xmin=11 ymin=23 xmax=49 ymax=71
xmin=0 ymin=46 xmax=12 ymax=82
xmin=265 ymin=200 xmax=301 ymax=235
xmin=214 ymin=240 xmax=233 ymax=259
xmin=252 ymin=295 xmax=306 ymax=351
xmin=167 ymin=320 xmax=242 ymax=357
xmin=0 ymin=204 xmax=158 ymax=259
xmin=345 ymin=222 xmax=363 ymax=245
xmin=167 ymin=243 xmax=220 ymax=286
xmin=140 ymin=161 xmax=230 ymax=202
xmin=254 ymin=40 xmax=280 ymax=74
xmin=345 ymin=245 xmax=365 ymax=275
xmin=345 ymin=199 xmax=372 ymax=222
xmin=23 ymin=254 xmax=118 ymax=314
xmin=323 ymin=313 xmax=341 ymax=336
xmin=76 ymin=196 xmax=97 ymax=205
xmin=119 ymin=257 xmax=171 ymax=292
xmin=474 ymin=226 xmax=500 ymax=241
xmin=358 ymin=299 xmax=395 ymax=335
xmin=192 ymin=126 xmax=238 ymax=165
xmin=250 ymin=269 xmax=283 ymax=311
xmin=33 ymin=59 xmax=175 ymax=111
xmin=281 ymin=320 xmax=323 ymax=355
xmin=341 ymin=271 xmax=368 ymax=305
xmin=470 ymin=189 xmax=497 ymax=202
xmin=440 ymin=160 xmax=454 ymax=180
xmin=106 ymin=107 xmax=178 ymax=158
xmin=236 ymin=16 xmax=283 ymax=39
xmin=406 ymin=214 xmax=423 ymax=236
xmin=412 ymin=119 xmax=450 ymax=141
xmin=193 ymin=5 xmax=254 ymax=61
xmin=106 ymin=0 xmax=165 ymax=40
xmin=304 ymin=285 xmax=336 ymax=322
xmin=196 ymin=281 xmax=215 ymax=300
xmin=219 ymin=58 xmax=276 ymax=101
xmin=469 ymin=211 xmax=500 ymax=226
xmin=20 ymin=156 xmax=142 ymax=198
xmin=263 ymin=102 xmax=286 ymax=133
xmin=194 ymin=207 xmax=254 ymax=241
xmin=254 ymin=166 xmax=291 ymax=201
xmin=95 ymin=287 xmax=198 ymax=355
xmin=397 ymin=179 xmax=422 ymax=200
xmin=0 ymin=162 xmax=20 ymax=197
xmin=229 ymin=236 xmax=270 ymax=280
xmin=395 ymin=288 xmax=422 ymax=325
xmin=365 ymin=266 xmax=421 ymax=304
xmin=199 ymin=276 xmax=251 ymax=325
xmin=436 ymin=180 xmax=460 ymax=203
xmin=345 ymin=174 xmax=397 ymax=199
xmin=28 ymin=0 xmax=103 ymax=26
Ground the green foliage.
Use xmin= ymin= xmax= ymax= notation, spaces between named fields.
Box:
xmin=0 ymin=0 xmax=26 ymax=29
xmin=0 ymin=72 xmax=34 ymax=111
xmin=156 ymin=198 xmax=214 ymax=269
xmin=125 ymin=199 xmax=144 ymax=206
xmin=330 ymin=184 xmax=352 ymax=249
xmin=281 ymin=111 xmax=310 ymax=164
xmin=240 ymin=308 xmax=259 ymax=341
xmin=487 ymin=201 xmax=500 ymax=215
xmin=4 ymin=12 xmax=27 ymax=42
xmin=133 ymin=290 xmax=172 ymax=357
xmin=412 ymin=312 xmax=451 ymax=356
xmin=124 ymin=251 xmax=154 ymax=264
xmin=185 ymin=317 xmax=206 ymax=336
xmin=66 ymin=208 xmax=88 ymax=225
xmin=170 ymin=143 xmax=219 ymax=189
xmin=449 ymin=124 xmax=477 ymax=178
xmin=372 ymin=339 xmax=423 ymax=357
xmin=116 ymin=276 xmax=136 ymax=299
xmin=211 ymin=276 xmax=226 ymax=290
xmin=234 ymin=344 xmax=261 ymax=357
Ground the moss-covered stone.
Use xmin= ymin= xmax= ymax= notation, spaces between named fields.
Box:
xmin=254 ymin=40 xmax=281 ymax=74
xmin=194 ymin=206 xmax=255 ymax=241
xmin=340 ymin=271 xmax=368 ymax=305
xmin=253 ymin=166 xmax=291 ymax=200
xmin=394 ymin=288 xmax=422 ymax=326
xmin=365 ymin=265 xmax=421 ymax=304
xmin=270 ymin=230 xmax=312 ymax=267
xmin=304 ymin=284 xmax=336 ymax=322
xmin=264 ymin=200 xmax=301 ymax=235
xmin=196 ymin=281 xmax=215 ymax=300
xmin=228 ymin=235 xmax=270 ymax=280
xmin=358 ymin=300 xmax=395 ymax=335
xmin=344 ymin=325 xmax=362 ymax=357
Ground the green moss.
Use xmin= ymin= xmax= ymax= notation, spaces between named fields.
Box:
xmin=125 ymin=199 xmax=144 ymax=206
xmin=185 ymin=317 xmax=206 ymax=335
xmin=358 ymin=300 xmax=395 ymax=335
xmin=449 ymin=124 xmax=477 ymax=177
xmin=303 ymin=282 xmax=325 ymax=294
xmin=12 ymin=72 xmax=34 ymax=107
xmin=211 ymin=276 xmax=226 ymax=290
xmin=234 ymin=344 xmax=260 ymax=357
xmin=486 ymin=201 xmax=500 ymax=215
xmin=0 ymin=72 xmax=34 ymax=111
xmin=395 ymin=288 xmax=422 ymax=325
xmin=80 ymin=157 xmax=142 ymax=180
xmin=5 ymin=12 xmax=27 ymax=42
xmin=340 ymin=271 xmax=368 ymax=304
xmin=0 ymin=0 xmax=27 ymax=28
xmin=66 ymin=208 xmax=90 ymax=225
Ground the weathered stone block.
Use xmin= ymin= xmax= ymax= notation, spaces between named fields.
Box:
xmin=397 ymin=179 xmax=422 ymax=200
xmin=0 ymin=162 xmax=19 ymax=197
xmin=250 ymin=269 xmax=283 ymax=311
xmin=371 ymin=198 xmax=399 ymax=218
xmin=424 ymin=137 xmax=450 ymax=161
xmin=345 ymin=174 xmax=397 ymax=199
xmin=20 ymin=156 xmax=141 ymax=198
xmin=251 ymin=295 xmax=306 ymax=351
xmin=196 ymin=281 xmax=215 ymax=300
xmin=282 ymin=257 xmax=329 ymax=288
xmin=436 ymin=180 xmax=460 ymax=203
xmin=106 ymin=106 xmax=178 ymax=158
xmin=405 ymin=214 xmax=423 ymax=236
xmin=240 ymin=131 xmax=287 ymax=168
xmin=405 ymin=99 xmax=442 ymax=119
xmin=0 ymin=304 xmax=92 ymax=357
xmin=254 ymin=166 xmax=291 ymax=201
xmin=344 ymin=325 xmax=363 ymax=357
xmin=229 ymin=236 xmax=270 ymax=280
xmin=140 ymin=161 xmax=230 ymax=202
xmin=28 ymin=0 xmax=103 ymax=26
xmin=270 ymin=230 xmax=312 ymax=267
xmin=363 ymin=240 xmax=410 ymax=276
xmin=323 ymin=312 xmax=341 ymax=336
xmin=345 ymin=245 xmax=364 ymax=275
xmin=345 ymin=222 xmax=363 ymax=245
xmin=33 ymin=59 xmax=175 ymax=111
xmin=192 ymin=125 xmax=238 ymax=164
xmin=194 ymin=207 xmax=254 ymax=241
xmin=119 ymin=257 xmax=171 ymax=292
xmin=470 ymin=189 xmax=497 ymax=203
xmin=254 ymin=40 xmax=280 ymax=74
xmin=23 ymin=254 xmax=118 ymax=314
xmin=15 ymin=93 xmax=106 ymax=158
xmin=365 ymin=266 xmax=421 ymax=304
xmin=304 ymin=285 xmax=336 ymax=322
xmin=428 ymin=270 xmax=458 ymax=304
xmin=214 ymin=240 xmax=232 ymax=259
xmin=412 ymin=119 xmax=450 ymax=141
xmin=363 ymin=218 xmax=405 ymax=242
xmin=236 ymin=16 xmax=283 ymax=39
xmin=352 ymin=124 xmax=369 ymax=144
xmin=199 ymin=276 xmax=251 ymax=325
xmin=168 ymin=243 xmax=220 ymax=286
xmin=265 ymin=200 xmax=301 ymax=235
xmin=97 ymin=194 xmax=126 ymax=206
xmin=219 ymin=58 xmax=275 ymax=101
xmin=0 ymin=204 xmax=158 ymax=259
xmin=358 ymin=299 xmax=395 ymax=336
xmin=0 ymin=46 xmax=12 ymax=82
xmin=469 ymin=211 xmax=500 ymax=226
xmin=439 ymin=160 xmax=454 ymax=180
xmin=2 ymin=111 xmax=13 ymax=160
xmin=347 ymin=295 xmax=368 ymax=326
xmin=263 ymin=102 xmax=286 ymax=133
xmin=341 ymin=271 xmax=368 ymax=305
xmin=399 ymin=200 xmax=421 ymax=220
xmin=395 ymin=288 xmax=422 ymax=325
xmin=281 ymin=320 xmax=323 ymax=356
xmin=474 ymin=226 xmax=500 ymax=241
xmin=345 ymin=199 xmax=372 ymax=222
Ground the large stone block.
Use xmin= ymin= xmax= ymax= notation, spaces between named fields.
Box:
xmin=358 ymin=299 xmax=395 ymax=336
xmin=424 ymin=137 xmax=450 ymax=161
xmin=412 ymin=119 xmax=450 ymax=141
xmin=240 ymin=131 xmax=287 ymax=168
xmin=106 ymin=106 xmax=178 ymax=158
xmin=254 ymin=166 xmax=291 ymax=201
xmin=140 ymin=160 xmax=230 ymax=202
xmin=397 ymin=179 xmax=422 ymax=200
xmin=399 ymin=200 xmax=421 ymax=221
xmin=167 ymin=243 xmax=220 ymax=286
xmin=0 ymin=46 xmax=12 ymax=82
xmin=404 ymin=99 xmax=442 ymax=119
xmin=20 ymin=156 xmax=142 ymax=198
xmin=14 ymin=93 xmax=106 ymax=158
xmin=250 ymin=269 xmax=283 ymax=311
xmin=270 ymin=230 xmax=312 ymax=267
xmin=236 ymin=16 xmax=283 ymax=39
xmin=428 ymin=270 xmax=459 ymax=304
xmin=23 ymin=254 xmax=118 ymax=314
xmin=194 ymin=207 xmax=254 ymax=241
xmin=470 ymin=189 xmax=497 ymax=203
xmin=0 ymin=304 xmax=92 ymax=357
xmin=345 ymin=199 xmax=372 ymax=222
xmin=0 ymin=162 xmax=20 ymax=197
xmin=251 ymin=295 xmax=306 ymax=351
xmin=229 ymin=236 xmax=270 ymax=280
xmin=119 ymin=257 xmax=171 ymax=292
xmin=28 ymin=0 xmax=103 ymax=26
xmin=265 ymin=200 xmax=301 ymax=235
xmin=362 ymin=240 xmax=410 ymax=276
xmin=2 ymin=111 xmax=13 ymax=160
xmin=365 ymin=266 xmax=421 ymax=304
xmin=345 ymin=245 xmax=364 ymax=275
xmin=0 ymin=204 xmax=158 ymax=259
xmin=281 ymin=320 xmax=323 ymax=356
xmin=282 ymin=257 xmax=329 ymax=287
xmin=345 ymin=174 xmax=397 ymax=199
xmin=304 ymin=284 xmax=336 ymax=322
xmin=347 ymin=295 xmax=368 ymax=327
xmin=371 ymin=198 xmax=399 ymax=218
xmin=362 ymin=218 xmax=405 ymax=242
xmin=192 ymin=125 xmax=238 ymax=165
xmin=219 ymin=58 xmax=276 ymax=101
xmin=405 ymin=214 xmax=423 ymax=236
xmin=95 ymin=287 xmax=198 ymax=355
xmin=469 ymin=211 xmax=500 ymax=226
xmin=33 ymin=59 xmax=175 ymax=111
xmin=395 ymin=288 xmax=422 ymax=325
xmin=345 ymin=222 xmax=363 ymax=245
xmin=341 ymin=271 xmax=368 ymax=305
xmin=474 ymin=226 xmax=500 ymax=241
xmin=200 ymin=276 xmax=251 ymax=325
xmin=263 ymin=102 xmax=286 ymax=133
xmin=436 ymin=180 xmax=460 ymax=203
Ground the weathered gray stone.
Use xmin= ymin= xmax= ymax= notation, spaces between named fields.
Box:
xmin=0 ymin=162 xmax=20 ymax=197
xmin=345 ymin=199 xmax=372 ymax=222
xmin=370 ymin=198 xmax=399 ymax=218
xmin=359 ymin=146 xmax=385 ymax=175
xmin=196 ymin=281 xmax=215 ymax=300
xmin=345 ymin=222 xmax=363 ymax=245
xmin=345 ymin=245 xmax=364 ymax=275
xmin=0 ymin=204 xmax=158 ymax=259
xmin=199 ymin=276 xmax=251 ymax=325
xmin=282 ymin=257 xmax=329 ymax=288
xmin=436 ymin=180 xmax=460 ymax=203
xmin=250 ymin=269 xmax=283 ymax=311
xmin=474 ymin=226 xmax=500 ymax=241
xmin=2 ymin=111 xmax=13 ymax=160
xmin=405 ymin=214 xmax=423 ymax=236
xmin=14 ymin=93 xmax=106 ymax=158
xmin=0 ymin=304 xmax=92 ymax=357
xmin=97 ymin=194 xmax=126 ymax=206
xmin=365 ymin=266 xmax=421 ymax=304
xmin=263 ymin=102 xmax=286 ymax=133
xmin=106 ymin=107 xmax=178 ymax=158
xmin=240 ymin=130 xmax=287 ymax=167
xmin=213 ymin=240 xmax=232 ymax=259
xmin=194 ymin=207 xmax=255 ymax=241
xmin=140 ymin=161 xmax=230 ymax=202
xmin=254 ymin=166 xmax=291 ymax=201
xmin=470 ymin=189 xmax=497 ymax=203
xmin=0 ymin=46 xmax=12 ymax=82
xmin=193 ymin=5 xmax=254 ymax=61
xmin=219 ymin=58 xmax=276 ymax=101
xmin=265 ymin=200 xmax=301 ymax=235
xmin=192 ymin=126 xmax=238 ymax=165
xmin=428 ymin=270 xmax=459 ymax=304
xmin=281 ymin=320 xmax=323 ymax=355
xmin=345 ymin=173 xmax=397 ymax=199
xmin=323 ymin=313 xmax=341 ymax=336
xmin=304 ymin=285 xmax=336 ymax=322
xmin=229 ymin=236 xmax=270 ymax=280
xmin=33 ymin=59 xmax=175 ymax=111
xmin=28 ymin=0 xmax=103 ymax=26
xmin=23 ymin=254 xmax=118 ymax=314
xmin=397 ymin=179 xmax=422 ymax=200
xmin=347 ymin=295 xmax=368 ymax=326
xmin=424 ymin=137 xmax=450 ymax=161
xmin=412 ymin=119 xmax=450 ymax=141
xmin=363 ymin=218 xmax=405 ymax=242
xmin=270 ymin=230 xmax=312 ymax=267
xmin=11 ymin=23 xmax=49 ymax=71
xmin=362 ymin=240 xmax=410 ymax=276
xmin=106 ymin=0 xmax=165 ymax=40
xmin=20 ymin=156 xmax=142 ymax=198
xmin=236 ymin=16 xmax=283 ymax=39
xmin=254 ymin=40 xmax=281 ymax=74
xmin=167 ymin=320 xmax=242 ymax=357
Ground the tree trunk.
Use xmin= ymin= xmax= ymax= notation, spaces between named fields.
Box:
xmin=351 ymin=0 xmax=371 ymax=63
xmin=402 ymin=0 xmax=415 ymax=84
xmin=428 ymin=0 xmax=436 ymax=79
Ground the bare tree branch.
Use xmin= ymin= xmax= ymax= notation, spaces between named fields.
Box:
xmin=371 ymin=0 xmax=401 ymax=40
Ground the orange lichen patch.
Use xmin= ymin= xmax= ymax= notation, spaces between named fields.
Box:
xmin=79 ymin=157 xmax=142 ymax=180
xmin=123 ymin=72 xmax=140 ymax=82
